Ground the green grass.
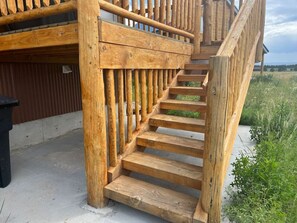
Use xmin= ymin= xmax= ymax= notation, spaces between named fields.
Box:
xmin=224 ymin=72 xmax=297 ymax=223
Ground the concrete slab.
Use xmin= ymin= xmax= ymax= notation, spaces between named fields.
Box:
xmin=0 ymin=126 xmax=254 ymax=223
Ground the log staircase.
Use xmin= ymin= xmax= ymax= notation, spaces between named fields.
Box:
xmin=104 ymin=47 xmax=216 ymax=223
xmin=0 ymin=0 xmax=266 ymax=222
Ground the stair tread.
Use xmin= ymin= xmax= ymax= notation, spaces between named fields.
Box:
xmin=137 ymin=131 xmax=204 ymax=158
xmin=160 ymin=99 xmax=207 ymax=112
xmin=123 ymin=151 xmax=203 ymax=189
xmin=169 ymin=86 xmax=207 ymax=96
xmin=185 ymin=64 xmax=209 ymax=70
xmin=104 ymin=175 xmax=198 ymax=223
xmin=149 ymin=114 xmax=205 ymax=132
xmin=177 ymin=74 xmax=206 ymax=82
xmin=191 ymin=53 xmax=212 ymax=60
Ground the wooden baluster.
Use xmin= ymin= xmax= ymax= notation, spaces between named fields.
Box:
xmin=140 ymin=0 xmax=145 ymax=30
xmin=118 ymin=70 xmax=125 ymax=154
xmin=134 ymin=70 xmax=141 ymax=130
xmin=113 ymin=0 xmax=123 ymax=23
xmin=176 ymin=0 xmax=180 ymax=29
xmin=34 ymin=0 xmax=41 ymax=8
xmin=184 ymin=0 xmax=188 ymax=32
xmin=166 ymin=0 xmax=171 ymax=36
xmin=25 ymin=0 xmax=33 ymax=10
xmin=158 ymin=70 xmax=163 ymax=98
xmin=153 ymin=70 xmax=158 ymax=105
xmin=160 ymin=0 xmax=165 ymax=35
xmin=141 ymin=70 xmax=147 ymax=122
xmin=17 ymin=0 xmax=24 ymax=12
xmin=180 ymin=0 xmax=184 ymax=31
xmin=0 ymin=0 xmax=8 ymax=15
xmin=173 ymin=69 xmax=177 ymax=77
xmin=154 ymin=0 xmax=160 ymax=32
xmin=132 ymin=0 xmax=138 ymax=27
xmin=214 ymin=0 xmax=219 ymax=41
xmin=7 ymin=0 xmax=17 ymax=14
xmin=148 ymin=69 xmax=153 ymax=113
xmin=194 ymin=0 xmax=201 ymax=53
xmin=221 ymin=0 xmax=227 ymax=39
xmin=163 ymin=69 xmax=168 ymax=90
xmin=172 ymin=0 xmax=177 ymax=27
xmin=106 ymin=69 xmax=117 ymax=167
xmin=203 ymin=0 xmax=212 ymax=45
xmin=54 ymin=0 xmax=60 ymax=4
xmin=168 ymin=69 xmax=173 ymax=84
xmin=188 ymin=0 xmax=192 ymax=32
xmin=127 ymin=70 xmax=133 ymax=142
xmin=191 ymin=0 xmax=195 ymax=33
xmin=42 ymin=0 xmax=50 ymax=7
xmin=230 ymin=0 xmax=235 ymax=26
xmin=148 ymin=0 xmax=153 ymax=31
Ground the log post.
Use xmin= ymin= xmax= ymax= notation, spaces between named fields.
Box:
xmin=77 ymin=0 xmax=107 ymax=208
xmin=194 ymin=0 xmax=202 ymax=54
xmin=201 ymin=56 xmax=229 ymax=222
xmin=203 ymin=0 xmax=213 ymax=45
xmin=256 ymin=0 xmax=266 ymax=62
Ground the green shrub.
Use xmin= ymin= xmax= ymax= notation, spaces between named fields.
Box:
xmin=251 ymin=74 xmax=273 ymax=83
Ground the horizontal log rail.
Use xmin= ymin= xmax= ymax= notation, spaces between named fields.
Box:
xmin=98 ymin=0 xmax=194 ymax=39
xmin=200 ymin=0 xmax=265 ymax=222
xmin=0 ymin=0 xmax=77 ymax=26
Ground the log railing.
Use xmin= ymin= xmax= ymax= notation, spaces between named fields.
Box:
xmin=0 ymin=0 xmax=77 ymax=26
xmin=104 ymin=68 xmax=178 ymax=168
xmin=200 ymin=0 xmax=265 ymax=222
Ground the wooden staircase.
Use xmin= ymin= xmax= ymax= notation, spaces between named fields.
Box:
xmin=104 ymin=47 xmax=216 ymax=223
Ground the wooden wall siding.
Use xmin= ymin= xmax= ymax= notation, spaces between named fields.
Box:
xmin=0 ymin=63 xmax=82 ymax=124
xmin=201 ymin=0 xmax=265 ymax=221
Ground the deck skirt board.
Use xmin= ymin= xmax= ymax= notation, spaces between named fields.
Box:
xmin=104 ymin=175 xmax=197 ymax=223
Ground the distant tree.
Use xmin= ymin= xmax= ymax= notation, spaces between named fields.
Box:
xmin=294 ymin=67 xmax=297 ymax=71
xmin=278 ymin=66 xmax=286 ymax=72
xmin=271 ymin=68 xmax=275 ymax=72
xmin=264 ymin=67 xmax=268 ymax=72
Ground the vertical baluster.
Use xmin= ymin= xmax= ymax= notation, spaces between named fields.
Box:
xmin=148 ymin=70 xmax=153 ymax=113
xmin=42 ymin=0 xmax=50 ymax=7
xmin=148 ymin=0 xmax=153 ymax=31
xmin=118 ymin=70 xmax=125 ymax=154
xmin=154 ymin=0 xmax=160 ymax=33
xmin=113 ymin=0 xmax=123 ymax=23
xmin=173 ymin=69 xmax=177 ymax=77
xmin=7 ymin=0 xmax=17 ymax=14
xmin=203 ymin=0 xmax=212 ymax=45
xmin=188 ymin=0 xmax=192 ymax=32
xmin=132 ymin=0 xmax=138 ymax=27
xmin=191 ymin=0 xmax=195 ymax=33
xmin=180 ymin=0 xmax=184 ymax=31
xmin=141 ymin=70 xmax=147 ymax=121
xmin=172 ymin=0 xmax=177 ymax=28
xmin=126 ymin=70 xmax=133 ymax=142
xmin=25 ymin=0 xmax=33 ymax=10
xmin=176 ymin=0 xmax=181 ymax=29
xmin=34 ymin=0 xmax=41 ymax=8
xmin=215 ymin=1 xmax=219 ymax=41
xmin=17 ymin=0 xmax=24 ymax=11
xmin=134 ymin=70 xmax=141 ymax=130
xmin=123 ymin=0 xmax=130 ymax=26
xmin=140 ymin=0 xmax=145 ymax=30
xmin=106 ymin=69 xmax=117 ymax=167
xmin=168 ymin=69 xmax=173 ymax=84
xmin=0 ymin=0 xmax=8 ymax=15
xmin=54 ymin=0 xmax=61 ymax=4
xmin=194 ymin=0 xmax=201 ymax=54
xmin=166 ymin=0 xmax=171 ymax=36
xmin=230 ymin=0 xmax=235 ymax=25
xmin=158 ymin=70 xmax=163 ymax=98
xmin=160 ymin=0 xmax=166 ymax=35
xmin=163 ymin=69 xmax=168 ymax=90
xmin=221 ymin=0 xmax=227 ymax=39
xmin=153 ymin=70 xmax=158 ymax=105
xmin=184 ymin=0 xmax=188 ymax=32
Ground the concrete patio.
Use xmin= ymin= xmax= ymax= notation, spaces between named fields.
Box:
xmin=0 ymin=126 xmax=254 ymax=223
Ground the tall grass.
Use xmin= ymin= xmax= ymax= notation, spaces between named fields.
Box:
xmin=224 ymin=73 xmax=297 ymax=222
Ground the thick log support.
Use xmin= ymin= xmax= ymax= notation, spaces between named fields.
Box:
xmin=203 ymin=0 xmax=213 ymax=45
xmin=201 ymin=56 xmax=229 ymax=223
xmin=77 ymin=0 xmax=108 ymax=208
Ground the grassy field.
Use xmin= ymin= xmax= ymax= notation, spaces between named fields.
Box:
xmin=225 ymin=71 xmax=297 ymax=223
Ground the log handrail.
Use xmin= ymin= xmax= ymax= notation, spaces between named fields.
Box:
xmin=98 ymin=0 xmax=194 ymax=39
xmin=0 ymin=0 xmax=77 ymax=26
xmin=200 ymin=0 xmax=265 ymax=222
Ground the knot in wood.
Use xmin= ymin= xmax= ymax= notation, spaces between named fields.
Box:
xmin=130 ymin=195 xmax=142 ymax=206
xmin=212 ymin=87 xmax=216 ymax=95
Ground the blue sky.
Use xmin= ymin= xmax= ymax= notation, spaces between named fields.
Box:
xmin=261 ymin=0 xmax=297 ymax=64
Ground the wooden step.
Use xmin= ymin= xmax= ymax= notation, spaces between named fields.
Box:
xmin=123 ymin=152 xmax=203 ymax=189
xmin=177 ymin=74 xmax=206 ymax=82
xmin=160 ymin=99 xmax=207 ymax=112
xmin=149 ymin=114 xmax=205 ymax=132
xmin=104 ymin=175 xmax=199 ymax=223
xmin=169 ymin=86 xmax=207 ymax=96
xmin=185 ymin=64 xmax=209 ymax=71
xmin=191 ymin=53 xmax=212 ymax=60
xmin=201 ymin=45 xmax=220 ymax=54
xmin=137 ymin=131 xmax=204 ymax=158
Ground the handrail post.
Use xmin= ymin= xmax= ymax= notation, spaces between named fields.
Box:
xmin=194 ymin=0 xmax=202 ymax=54
xmin=77 ymin=0 xmax=108 ymax=208
xmin=256 ymin=0 xmax=266 ymax=62
xmin=201 ymin=56 xmax=229 ymax=223
xmin=203 ymin=0 xmax=213 ymax=45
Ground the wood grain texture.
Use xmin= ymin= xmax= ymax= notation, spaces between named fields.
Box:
xmin=160 ymin=99 xmax=207 ymax=113
xmin=118 ymin=70 xmax=125 ymax=154
xmin=169 ymin=86 xmax=207 ymax=96
xmin=7 ymin=0 xmax=17 ymax=14
xmin=17 ymin=0 xmax=25 ymax=11
xmin=147 ymin=69 xmax=153 ymax=113
xmin=126 ymin=70 xmax=133 ymax=142
xmin=0 ymin=0 xmax=8 ymax=15
xmin=141 ymin=69 xmax=147 ymax=122
xmin=104 ymin=175 xmax=197 ymax=223
xmin=134 ymin=70 xmax=141 ymax=130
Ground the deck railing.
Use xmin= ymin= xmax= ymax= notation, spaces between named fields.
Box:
xmin=200 ymin=0 xmax=265 ymax=222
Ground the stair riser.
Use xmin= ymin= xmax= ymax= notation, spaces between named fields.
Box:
xmin=160 ymin=103 xmax=207 ymax=113
xmin=177 ymin=75 xmax=205 ymax=82
xmin=149 ymin=119 xmax=205 ymax=133
xmin=169 ymin=88 xmax=207 ymax=96
xmin=137 ymin=137 xmax=204 ymax=158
